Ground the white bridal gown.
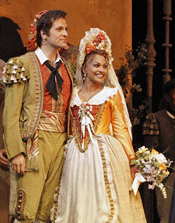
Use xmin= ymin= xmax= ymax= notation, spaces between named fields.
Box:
xmin=50 ymin=86 xmax=146 ymax=223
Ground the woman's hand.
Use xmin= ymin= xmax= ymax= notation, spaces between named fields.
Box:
xmin=130 ymin=165 xmax=140 ymax=180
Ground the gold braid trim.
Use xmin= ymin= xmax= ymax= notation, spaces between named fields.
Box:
xmin=70 ymin=103 xmax=105 ymax=153
xmin=98 ymin=140 xmax=115 ymax=222
xmin=20 ymin=52 xmax=43 ymax=141
xmin=94 ymin=103 xmax=105 ymax=130
xmin=15 ymin=189 xmax=26 ymax=221
xmin=70 ymin=109 xmax=85 ymax=151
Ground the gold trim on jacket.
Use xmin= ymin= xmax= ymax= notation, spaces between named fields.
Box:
xmin=3 ymin=52 xmax=74 ymax=160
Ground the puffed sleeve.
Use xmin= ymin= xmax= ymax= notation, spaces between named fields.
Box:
xmin=110 ymin=90 xmax=136 ymax=164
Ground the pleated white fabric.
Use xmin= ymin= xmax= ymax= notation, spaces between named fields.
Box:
xmin=50 ymin=87 xmax=147 ymax=223
xmin=51 ymin=136 xmax=119 ymax=223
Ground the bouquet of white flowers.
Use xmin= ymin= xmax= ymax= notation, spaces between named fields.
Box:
xmin=131 ymin=146 xmax=173 ymax=198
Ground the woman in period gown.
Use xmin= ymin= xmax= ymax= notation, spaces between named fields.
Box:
xmin=50 ymin=28 xmax=147 ymax=223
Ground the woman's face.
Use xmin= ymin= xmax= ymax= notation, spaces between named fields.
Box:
xmin=83 ymin=54 xmax=108 ymax=86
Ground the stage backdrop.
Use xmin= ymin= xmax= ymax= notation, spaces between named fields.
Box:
xmin=0 ymin=0 xmax=132 ymax=69
xmin=0 ymin=1 xmax=132 ymax=222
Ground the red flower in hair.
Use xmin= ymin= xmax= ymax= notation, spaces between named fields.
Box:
xmin=85 ymin=31 xmax=107 ymax=55
xmin=29 ymin=23 xmax=37 ymax=34
xmin=85 ymin=44 xmax=96 ymax=54
xmin=97 ymin=32 xmax=107 ymax=41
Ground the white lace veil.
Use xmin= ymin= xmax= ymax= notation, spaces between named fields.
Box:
xmin=76 ymin=28 xmax=132 ymax=138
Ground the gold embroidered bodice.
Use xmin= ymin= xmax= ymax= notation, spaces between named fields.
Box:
xmin=70 ymin=91 xmax=135 ymax=162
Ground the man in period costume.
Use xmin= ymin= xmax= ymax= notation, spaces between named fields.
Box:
xmin=0 ymin=17 xmax=26 ymax=222
xmin=3 ymin=10 xmax=74 ymax=223
xmin=143 ymin=79 xmax=175 ymax=223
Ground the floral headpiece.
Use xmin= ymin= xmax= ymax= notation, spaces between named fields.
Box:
xmin=26 ymin=10 xmax=48 ymax=52
xmin=85 ymin=31 xmax=108 ymax=54
xmin=78 ymin=28 xmax=113 ymax=68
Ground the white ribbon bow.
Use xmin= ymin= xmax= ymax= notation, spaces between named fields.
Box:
xmin=132 ymin=173 xmax=146 ymax=195
xmin=80 ymin=112 xmax=95 ymax=149
xmin=79 ymin=104 xmax=106 ymax=151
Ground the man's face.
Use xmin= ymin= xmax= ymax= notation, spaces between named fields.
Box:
xmin=43 ymin=18 xmax=68 ymax=50
xmin=168 ymin=88 xmax=175 ymax=111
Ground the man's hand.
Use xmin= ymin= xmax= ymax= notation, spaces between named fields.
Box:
xmin=11 ymin=153 xmax=26 ymax=175
xmin=0 ymin=149 xmax=10 ymax=168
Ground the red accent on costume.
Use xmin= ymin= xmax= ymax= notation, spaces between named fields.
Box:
xmin=37 ymin=59 xmax=71 ymax=114
xmin=60 ymin=62 xmax=71 ymax=114
xmin=26 ymin=10 xmax=48 ymax=52
xmin=70 ymin=104 xmax=101 ymax=139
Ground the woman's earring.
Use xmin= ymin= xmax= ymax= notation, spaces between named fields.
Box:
xmin=83 ymin=73 xmax=87 ymax=81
